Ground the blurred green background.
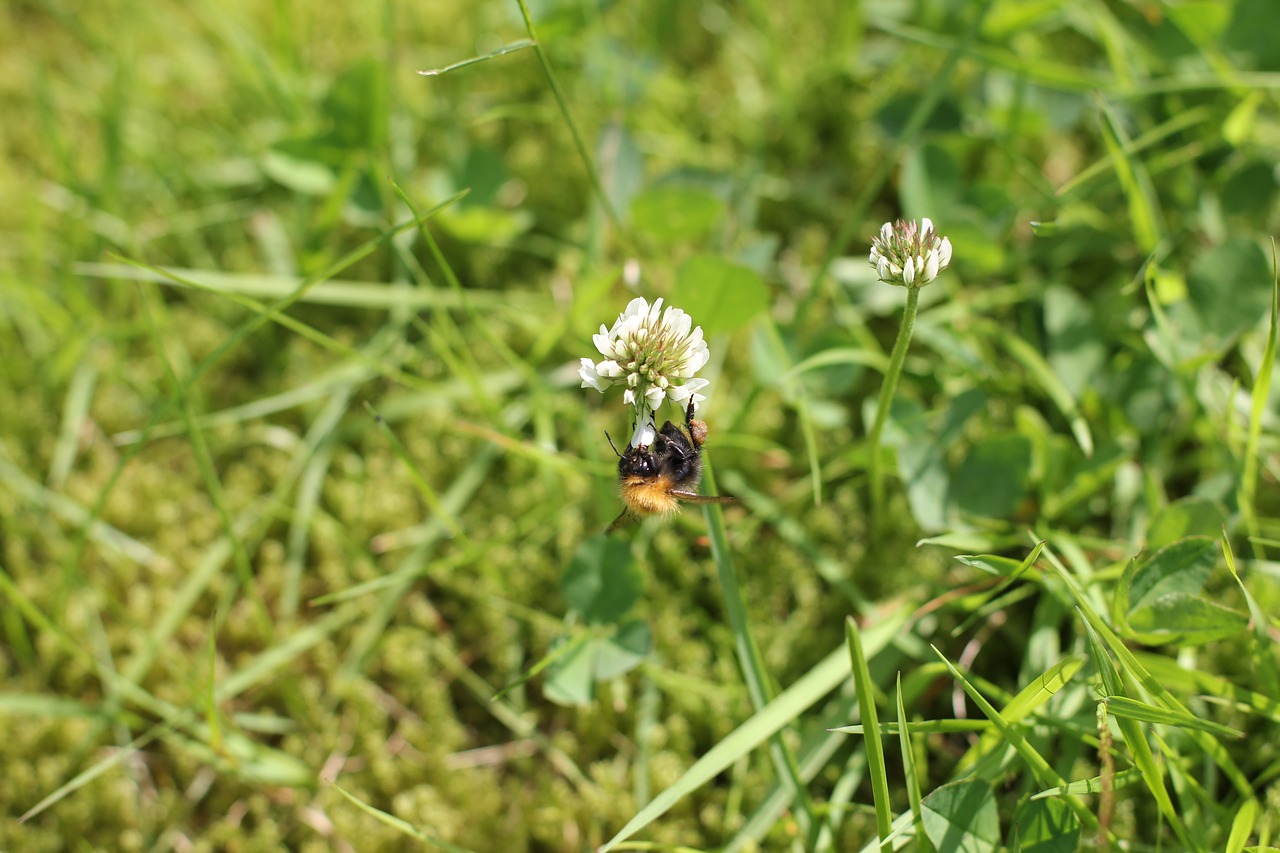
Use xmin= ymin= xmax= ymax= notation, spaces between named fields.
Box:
xmin=3 ymin=0 xmax=1280 ymax=850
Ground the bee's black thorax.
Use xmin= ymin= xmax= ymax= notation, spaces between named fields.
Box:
xmin=618 ymin=419 xmax=702 ymax=490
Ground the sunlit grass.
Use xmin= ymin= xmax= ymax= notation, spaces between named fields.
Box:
xmin=3 ymin=0 xmax=1280 ymax=850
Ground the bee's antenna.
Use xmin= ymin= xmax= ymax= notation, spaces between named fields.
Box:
xmin=604 ymin=431 xmax=623 ymax=458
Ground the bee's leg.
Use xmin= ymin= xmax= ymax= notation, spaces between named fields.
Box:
xmin=684 ymin=398 xmax=708 ymax=447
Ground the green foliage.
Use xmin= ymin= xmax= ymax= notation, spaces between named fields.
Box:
xmin=1013 ymin=799 xmax=1081 ymax=853
xmin=3 ymin=0 xmax=1280 ymax=850
xmin=1118 ymin=537 xmax=1250 ymax=646
xmin=921 ymin=780 xmax=1000 ymax=853
xmin=544 ymin=536 xmax=651 ymax=705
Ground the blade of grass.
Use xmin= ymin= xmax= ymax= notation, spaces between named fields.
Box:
xmin=833 ymin=719 xmax=992 ymax=735
xmin=757 ymin=317 xmax=825 ymax=505
xmin=815 ymin=748 xmax=867 ymax=852
xmin=931 ymin=645 xmax=1098 ymax=831
xmin=1226 ymin=796 xmax=1259 ymax=853
xmin=846 ymin=617 xmax=893 ymax=846
xmin=956 ymin=654 xmax=1086 ymax=779
xmin=106 ymin=257 xmax=441 ymax=396
xmin=330 ymin=782 xmax=479 ymax=853
xmin=1031 ymin=766 xmax=1146 ymax=799
xmin=951 ymin=541 xmax=1046 ymax=637
xmin=76 ymin=261 xmax=523 ymax=310
xmin=1097 ymin=95 xmax=1164 ymax=254
xmin=417 ymin=39 xmax=534 ymax=76
xmin=140 ymin=283 xmax=273 ymax=637
xmin=282 ymin=387 xmax=353 ymax=619
xmin=1220 ymin=530 xmax=1279 ymax=696
xmin=426 ymin=636 xmax=592 ymax=793
xmin=47 ymin=355 xmax=96 ymax=489
xmin=896 ymin=673 xmax=930 ymax=853
xmin=1104 ymin=695 xmax=1243 ymax=739
xmin=0 ymin=453 xmax=169 ymax=571
xmin=1238 ymin=241 xmax=1279 ymax=559
xmin=338 ymin=445 xmax=499 ymax=679
xmin=701 ymin=459 xmax=819 ymax=837
xmin=19 ymin=727 xmax=165 ymax=823
xmin=1083 ymin=618 xmax=1195 ymax=850
xmin=1053 ymin=561 xmax=1256 ymax=800
xmin=993 ymin=330 xmax=1093 ymax=457
xmin=600 ymin=613 xmax=907 ymax=852
xmin=512 ymin=0 xmax=623 ymax=235
xmin=723 ymin=685 xmax=859 ymax=853
xmin=68 ymin=197 xmax=464 ymax=584
xmin=365 ymin=402 xmax=465 ymax=540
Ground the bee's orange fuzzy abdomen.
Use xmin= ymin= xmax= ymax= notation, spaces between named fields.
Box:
xmin=620 ymin=474 xmax=680 ymax=515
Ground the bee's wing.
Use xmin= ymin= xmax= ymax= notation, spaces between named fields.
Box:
xmin=670 ymin=491 xmax=738 ymax=505
xmin=605 ymin=509 xmax=638 ymax=533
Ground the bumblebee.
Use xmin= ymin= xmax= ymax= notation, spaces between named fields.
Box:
xmin=606 ymin=400 xmax=737 ymax=532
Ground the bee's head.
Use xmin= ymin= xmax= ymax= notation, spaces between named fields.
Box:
xmin=618 ymin=446 xmax=657 ymax=478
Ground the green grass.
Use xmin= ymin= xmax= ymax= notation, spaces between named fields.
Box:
xmin=4 ymin=0 xmax=1280 ymax=850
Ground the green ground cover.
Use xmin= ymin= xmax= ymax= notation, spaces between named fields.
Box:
xmin=3 ymin=0 xmax=1280 ymax=850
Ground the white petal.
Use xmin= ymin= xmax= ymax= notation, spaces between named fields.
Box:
xmin=623 ymin=388 xmax=636 ymax=405
xmin=596 ymin=360 xmax=623 ymax=378
xmin=669 ymin=377 xmax=710 ymax=403
xmin=647 ymin=297 xmax=664 ymax=326
xmin=924 ymin=249 xmax=939 ymax=282
xmin=622 ymin=296 xmax=650 ymax=319
xmin=644 ymin=384 xmax=666 ymax=409
xmin=684 ymin=329 xmax=709 ymax=373
xmin=880 ymin=222 xmax=893 ymax=242
xmin=630 ymin=416 xmax=656 ymax=448
xmin=876 ymin=257 xmax=891 ymax=281
xmin=938 ymin=237 xmax=952 ymax=268
xmin=667 ymin=307 xmax=692 ymax=338
xmin=920 ymin=217 xmax=933 ymax=237
xmin=579 ymin=358 xmax=608 ymax=391
xmin=902 ymin=257 xmax=915 ymax=285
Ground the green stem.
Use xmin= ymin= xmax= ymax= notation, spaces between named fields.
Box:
xmin=514 ymin=0 xmax=624 ymax=234
xmin=868 ymin=285 xmax=920 ymax=528
xmin=701 ymin=462 xmax=820 ymax=837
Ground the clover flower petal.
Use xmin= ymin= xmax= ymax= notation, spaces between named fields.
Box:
xmin=580 ymin=297 xmax=714 ymax=446
xmin=868 ymin=218 xmax=953 ymax=288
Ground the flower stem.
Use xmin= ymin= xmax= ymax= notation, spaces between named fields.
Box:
xmin=701 ymin=461 xmax=819 ymax=835
xmin=868 ymin=285 xmax=920 ymax=527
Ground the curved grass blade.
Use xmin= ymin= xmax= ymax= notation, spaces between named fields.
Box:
xmin=1103 ymin=695 xmax=1243 ymax=739
xmin=599 ymin=613 xmax=907 ymax=852
xmin=1032 ymin=766 xmax=1145 ymax=799
xmin=331 ymin=782 xmax=478 ymax=853
xmin=847 ymin=617 xmax=893 ymax=846
xmin=1238 ymin=241 xmax=1279 ymax=558
xmin=896 ymin=673 xmax=929 ymax=852
xmin=418 ymin=40 xmax=534 ymax=76
xmin=931 ymin=645 xmax=1097 ymax=831
xmin=512 ymin=0 xmax=622 ymax=234
xmin=1058 ymin=562 xmax=1256 ymax=801
xmin=996 ymin=333 xmax=1093 ymax=457
xmin=702 ymin=460 xmax=817 ymax=835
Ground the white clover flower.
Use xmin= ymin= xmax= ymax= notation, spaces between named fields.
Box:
xmin=580 ymin=297 xmax=711 ymax=447
xmin=868 ymin=217 xmax=953 ymax=288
